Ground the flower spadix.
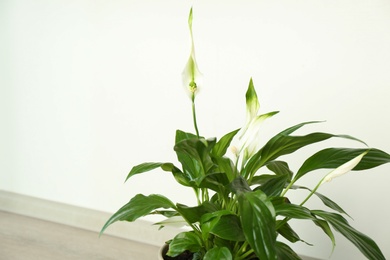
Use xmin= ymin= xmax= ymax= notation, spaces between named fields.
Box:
xmin=321 ymin=150 xmax=368 ymax=184
xmin=182 ymin=8 xmax=202 ymax=100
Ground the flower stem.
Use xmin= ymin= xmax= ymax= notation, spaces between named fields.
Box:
xmin=191 ymin=94 xmax=200 ymax=138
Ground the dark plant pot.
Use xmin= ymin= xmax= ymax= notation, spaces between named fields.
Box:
xmin=158 ymin=243 xmax=194 ymax=260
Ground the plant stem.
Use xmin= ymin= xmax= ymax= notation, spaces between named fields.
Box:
xmin=300 ymin=178 xmax=323 ymax=206
xmin=191 ymin=94 xmax=200 ymax=138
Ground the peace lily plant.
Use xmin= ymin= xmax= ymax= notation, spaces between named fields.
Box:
xmin=101 ymin=9 xmax=390 ymax=260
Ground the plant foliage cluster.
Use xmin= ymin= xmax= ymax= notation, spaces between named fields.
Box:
xmin=101 ymin=8 xmax=390 ymax=260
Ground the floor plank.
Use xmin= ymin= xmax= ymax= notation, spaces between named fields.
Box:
xmin=0 ymin=210 xmax=160 ymax=260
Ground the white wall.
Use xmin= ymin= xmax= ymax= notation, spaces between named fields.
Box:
xmin=1 ymin=1 xmax=390 ymax=259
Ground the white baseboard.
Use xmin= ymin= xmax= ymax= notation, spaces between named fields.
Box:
xmin=0 ymin=190 xmax=179 ymax=247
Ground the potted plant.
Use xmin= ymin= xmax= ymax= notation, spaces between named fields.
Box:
xmin=100 ymin=8 xmax=390 ymax=260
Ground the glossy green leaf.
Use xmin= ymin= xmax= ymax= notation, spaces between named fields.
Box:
xmin=200 ymin=210 xmax=232 ymax=241
xmin=243 ymin=121 xmax=324 ymax=177
xmin=204 ymin=247 xmax=232 ymax=260
xmin=175 ymin=129 xmax=198 ymax=144
xmin=295 ymin=148 xmax=390 ymax=182
xmin=229 ymin=176 xmax=251 ymax=194
xmin=274 ymin=202 xmax=314 ymax=220
xmin=100 ymin=194 xmax=175 ymax=235
xmin=213 ymin=156 xmax=237 ymax=182
xmin=314 ymin=191 xmax=351 ymax=217
xmin=243 ymin=121 xmax=366 ymax=178
xmin=266 ymin=160 xmax=293 ymax=180
xmin=255 ymin=174 xmax=289 ymax=197
xmin=250 ymin=174 xmax=277 ymax=185
xmin=312 ymin=210 xmax=385 ymax=260
xmin=212 ymin=129 xmax=240 ymax=157
xmin=176 ymin=202 xmax=218 ymax=224
xmin=126 ymin=162 xmax=164 ymax=182
xmin=275 ymin=242 xmax=302 ymax=260
xmin=210 ymin=214 xmax=245 ymax=241
xmin=313 ymin=218 xmax=336 ymax=252
xmin=167 ymin=231 xmax=203 ymax=257
xmin=292 ymin=185 xmax=351 ymax=217
xmin=198 ymin=172 xmax=229 ymax=192
xmin=174 ymin=137 xmax=216 ymax=185
xmin=276 ymin=221 xmax=301 ymax=243
xmin=239 ymin=190 xmax=277 ymax=259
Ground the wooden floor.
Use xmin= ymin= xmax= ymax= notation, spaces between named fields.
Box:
xmin=0 ymin=210 xmax=160 ymax=260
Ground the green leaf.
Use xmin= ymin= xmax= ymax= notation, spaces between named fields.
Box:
xmin=295 ymin=148 xmax=390 ymax=182
xmin=255 ymin=174 xmax=289 ymax=197
xmin=313 ymin=218 xmax=336 ymax=252
xmin=229 ymin=176 xmax=252 ymax=194
xmin=204 ymin=247 xmax=232 ymax=260
xmin=238 ymin=190 xmax=277 ymax=259
xmin=312 ymin=210 xmax=385 ymax=260
xmin=266 ymin=160 xmax=293 ymax=180
xmin=210 ymin=214 xmax=246 ymax=241
xmin=125 ymin=162 xmax=192 ymax=187
xmin=243 ymin=121 xmax=325 ymax=177
xmin=213 ymin=156 xmax=237 ymax=182
xmin=276 ymin=221 xmax=302 ymax=243
xmin=174 ymin=137 xmax=216 ymax=185
xmin=212 ymin=129 xmax=240 ymax=157
xmin=314 ymin=191 xmax=351 ymax=217
xmin=275 ymin=242 xmax=302 ymax=260
xmin=243 ymin=121 xmax=366 ymax=178
xmin=273 ymin=201 xmax=314 ymax=220
xmin=126 ymin=162 xmax=164 ymax=182
xmin=167 ymin=231 xmax=203 ymax=257
xmin=292 ymin=185 xmax=351 ymax=217
xmin=176 ymin=202 xmax=217 ymax=224
xmin=198 ymin=172 xmax=229 ymax=193
xmin=175 ymin=129 xmax=198 ymax=144
xmin=100 ymin=194 xmax=175 ymax=235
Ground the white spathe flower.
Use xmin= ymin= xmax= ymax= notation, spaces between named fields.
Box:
xmin=232 ymin=79 xmax=278 ymax=163
xmin=321 ymin=151 xmax=368 ymax=184
xmin=182 ymin=8 xmax=202 ymax=100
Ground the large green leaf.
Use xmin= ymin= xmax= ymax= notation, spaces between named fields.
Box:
xmin=276 ymin=221 xmax=302 ymax=243
xmin=255 ymin=174 xmax=289 ymax=197
xmin=266 ymin=160 xmax=293 ymax=180
xmin=273 ymin=201 xmax=314 ymax=220
xmin=175 ymin=129 xmax=198 ymax=143
xmin=313 ymin=218 xmax=336 ymax=252
xmin=198 ymin=172 xmax=230 ymax=193
xmin=312 ymin=210 xmax=385 ymax=260
xmin=174 ymin=137 xmax=216 ymax=185
xmin=243 ymin=121 xmax=365 ymax=178
xmin=213 ymin=156 xmax=237 ymax=182
xmin=275 ymin=242 xmax=302 ymax=260
xmin=210 ymin=214 xmax=245 ymax=241
xmin=125 ymin=162 xmax=164 ymax=181
xmin=295 ymin=148 xmax=390 ymax=182
xmin=176 ymin=202 xmax=217 ymax=224
xmin=125 ymin=162 xmax=192 ymax=187
xmin=212 ymin=129 xmax=240 ymax=157
xmin=203 ymin=247 xmax=232 ymax=260
xmin=167 ymin=231 xmax=203 ymax=257
xmin=100 ymin=194 xmax=175 ymax=235
xmin=291 ymin=185 xmax=351 ymax=217
xmin=238 ymin=190 xmax=277 ymax=259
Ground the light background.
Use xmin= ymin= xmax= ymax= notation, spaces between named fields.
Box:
xmin=1 ymin=1 xmax=390 ymax=259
